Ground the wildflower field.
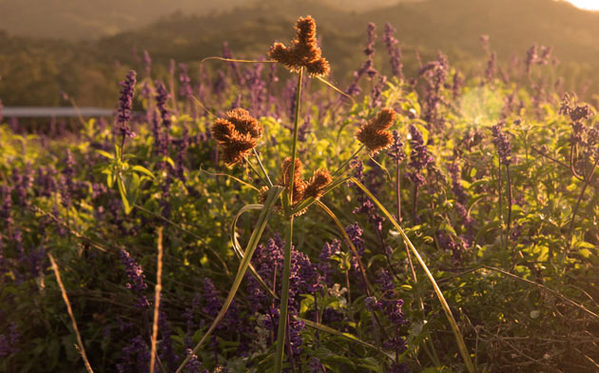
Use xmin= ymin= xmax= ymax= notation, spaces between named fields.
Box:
xmin=1 ymin=14 xmax=599 ymax=373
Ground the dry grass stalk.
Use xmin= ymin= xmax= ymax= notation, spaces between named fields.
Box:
xmin=150 ymin=227 xmax=164 ymax=373
xmin=48 ymin=253 xmax=94 ymax=373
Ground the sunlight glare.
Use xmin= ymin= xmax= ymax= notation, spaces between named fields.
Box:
xmin=564 ymin=0 xmax=599 ymax=10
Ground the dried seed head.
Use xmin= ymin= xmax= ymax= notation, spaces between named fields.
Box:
xmin=221 ymin=133 xmax=257 ymax=165
xmin=304 ymin=168 xmax=332 ymax=200
xmin=212 ymin=119 xmax=236 ymax=142
xmin=356 ymin=108 xmax=396 ymax=154
xmin=211 ymin=108 xmax=262 ymax=165
xmin=225 ymin=108 xmax=263 ymax=139
xmin=268 ymin=15 xmax=330 ymax=77
xmin=281 ymin=157 xmax=306 ymax=203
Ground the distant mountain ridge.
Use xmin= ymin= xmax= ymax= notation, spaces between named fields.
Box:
xmin=1 ymin=0 xmax=598 ymax=107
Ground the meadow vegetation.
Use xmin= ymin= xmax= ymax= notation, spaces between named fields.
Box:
xmin=1 ymin=13 xmax=599 ymax=373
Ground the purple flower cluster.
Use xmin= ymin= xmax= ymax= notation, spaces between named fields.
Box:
xmin=119 ymin=249 xmax=150 ymax=309
xmin=407 ymin=125 xmax=434 ymax=186
xmin=117 ymin=335 xmax=150 ymax=373
xmin=365 ymin=269 xmax=407 ymax=356
xmin=319 ymin=239 xmax=340 ymax=286
xmin=419 ymin=53 xmax=449 ymax=128
xmin=0 ymin=322 xmax=20 ymax=357
xmin=2 ymin=186 xmax=13 ymax=231
xmin=346 ymin=23 xmax=379 ymax=97
xmin=245 ymin=236 xmax=325 ymax=356
xmin=388 ymin=130 xmax=406 ymax=162
xmin=117 ymin=70 xmax=137 ymax=139
xmin=178 ymin=63 xmax=193 ymax=99
xmin=491 ymin=121 xmax=512 ymax=165
xmin=345 ymin=222 xmax=366 ymax=269
xmin=383 ymin=23 xmax=403 ymax=81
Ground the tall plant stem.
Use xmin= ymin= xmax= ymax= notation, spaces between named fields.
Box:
xmin=351 ymin=178 xmax=476 ymax=373
xmin=496 ymin=162 xmax=505 ymax=249
xmin=332 ymin=145 xmax=365 ymax=177
xmin=274 ymin=67 xmax=304 ymax=373
xmin=506 ymin=165 xmax=513 ymax=234
xmin=412 ymin=184 xmax=419 ymax=223
xmin=565 ymin=156 xmax=599 ymax=264
xmin=396 ymin=161 xmax=402 ymax=224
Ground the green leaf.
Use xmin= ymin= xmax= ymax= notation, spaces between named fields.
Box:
xmin=117 ymin=176 xmax=132 ymax=215
xmin=96 ymin=149 xmax=114 ymax=160
xmin=132 ymin=165 xmax=155 ymax=179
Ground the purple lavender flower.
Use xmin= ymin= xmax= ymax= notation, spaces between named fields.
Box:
xmin=245 ymin=63 xmax=267 ymax=115
xmin=0 ymin=322 xmax=19 ymax=357
xmin=143 ymin=50 xmax=152 ymax=77
xmin=345 ymin=23 xmax=379 ymax=97
xmin=175 ymin=127 xmax=189 ymax=182
xmin=491 ymin=121 xmax=512 ymax=165
xmin=183 ymin=293 xmax=201 ymax=347
xmin=119 ymin=250 xmax=150 ymax=309
xmin=448 ymin=163 xmax=467 ymax=205
xmin=178 ymin=63 xmax=193 ymax=99
xmin=388 ymin=130 xmax=406 ymax=162
xmin=213 ymin=70 xmax=227 ymax=96
xmin=365 ymin=296 xmax=384 ymax=311
xmin=371 ymin=75 xmax=387 ymax=108
xmin=58 ymin=175 xmax=71 ymax=208
xmin=155 ymin=82 xmax=171 ymax=130
xmin=184 ymin=348 xmax=208 ymax=373
xmin=363 ymin=23 xmax=378 ymax=79
xmin=376 ymin=269 xmax=395 ymax=297
xmin=202 ymin=278 xmax=221 ymax=318
xmin=117 ymin=70 xmax=137 ymax=139
xmin=319 ymin=240 xmax=340 ymax=286
xmin=525 ymin=45 xmax=537 ymax=74
xmin=345 ymin=222 xmax=365 ymax=269
xmin=117 ymin=335 xmax=151 ymax=373
xmin=1 ymin=186 xmax=13 ymax=231
xmin=309 ymin=357 xmax=324 ymax=373
xmin=158 ymin=311 xmax=178 ymax=371
xmin=222 ymin=42 xmax=244 ymax=85
xmin=420 ymin=53 xmax=449 ymax=128
xmin=407 ymin=125 xmax=434 ymax=186
xmin=383 ymin=23 xmax=403 ymax=80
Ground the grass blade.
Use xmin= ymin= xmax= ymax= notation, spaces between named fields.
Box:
xmin=175 ymin=185 xmax=283 ymax=373
xmin=298 ymin=316 xmax=394 ymax=360
xmin=350 ymin=177 xmax=476 ymax=373
xmin=230 ymin=204 xmax=278 ymax=298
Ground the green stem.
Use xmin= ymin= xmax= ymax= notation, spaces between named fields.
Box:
xmin=351 ymin=177 xmax=476 ymax=373
xmin=332 ymin=145 xmax=365 ymax=177
xmin=274 ymin=67 xmax=304 ymax=372
xmin=245 ymin=157 xmax=269 ymax=186
xmin=253 ymin=148 xmax=273 ymax=187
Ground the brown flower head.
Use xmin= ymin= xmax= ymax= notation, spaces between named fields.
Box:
xmin=211 ymin=108 xmax=262 ymax=165
xmin=281 ymin=157 xmax=306 ymax=203
xmin=269 ymin=15 xmax=330 ymax=77
xmin=356 ymin=108 xmax=396 ymax=154
xmin=304 ymin=168 xmax=332 ymax=200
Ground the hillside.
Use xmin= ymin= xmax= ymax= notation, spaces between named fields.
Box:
xmin=1 ymin=0 xmax=598 ymax=107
